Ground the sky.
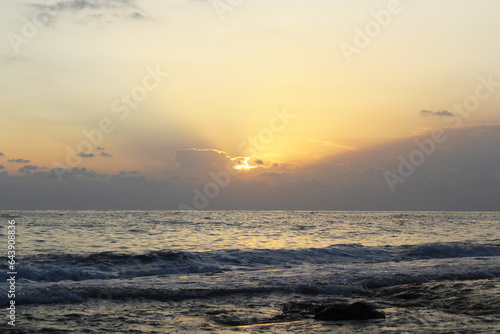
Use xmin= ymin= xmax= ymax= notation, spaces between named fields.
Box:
xmin=1 ymin=0 xmax=500 ymax=210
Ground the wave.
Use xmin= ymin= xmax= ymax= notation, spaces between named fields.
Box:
xmin=3 ymin=257 xmax=500 ymax=306
xmin=2 ymin=242 xmax=499 ymax=285
xmin=402 ymin=243 xmax=500 ymax=259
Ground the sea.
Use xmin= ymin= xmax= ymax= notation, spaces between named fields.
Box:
xmin=1 ymin=211 xmax=499 ymax=333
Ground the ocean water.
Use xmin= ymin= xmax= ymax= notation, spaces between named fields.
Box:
xmin=1 ymin=211 xmax=499 ymax=333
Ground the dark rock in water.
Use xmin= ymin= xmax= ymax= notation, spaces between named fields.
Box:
xmin=281 ymin=300 xmax=385 ymax=322
xmin=209 ymin=300 xmax=385 ymax=327
xmin=314 ymin=301 xmax=385 ymax=321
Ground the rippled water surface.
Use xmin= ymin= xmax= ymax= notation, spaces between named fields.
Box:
xmin=0 ymin=211 xmax=499 ymax=333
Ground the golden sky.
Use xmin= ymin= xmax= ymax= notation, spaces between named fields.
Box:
xmin=1 ymin=0 xmax=500 ymax=209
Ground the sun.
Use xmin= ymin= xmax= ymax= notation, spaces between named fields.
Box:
xmin=234 ymin=157 xmax=257 ymax=170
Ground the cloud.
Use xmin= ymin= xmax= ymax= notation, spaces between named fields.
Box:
xmin=0 ymin=152 xmax=4 ymax=157
xmin=18 ymin=165 xmax=39 ymax=174
xmin=100 ymin=152 xmax=113 ymax=158
xmin=96 ymin=146 xmax=105 ymax=150
xmin=0 ymin=168 xmax=180 ymax=210
xmin=421 ymin=110 xmax=455 ymax=117
xmin=2 ymin=125 xmax=500 ymax=210
xmin=119 ymin=170 xmax=140 ymax=176
xmin=32 ymin=0 xmax=137 ymax=12
xmin=8 ymin=159 xmax=31 ymax=163
xmin=30 ymin=0 xmax=151 ymax=24
xmin=29 ymin=167 xmax=104 ymax=181
xmin=130 ymin=12 xmax=148 ymax=20
xmin=299 ymin=124 xmax=500 ymax=210
xmin=69 ymin=167 xmax=101 ymax=178
xmin=77 ymin=152 xmax=95 ymax=158
xmin=254 ymin=159 xmax=265 ymax=165
xmin=0 ymin=165 xmax=4 ymax=170
xmin=258 ymin=171 xmax=287 ymax=178
xmin=174 ymin=148 xmax=240 ymax=177
xmin=111 ymin=172 xmax=145 ymax=182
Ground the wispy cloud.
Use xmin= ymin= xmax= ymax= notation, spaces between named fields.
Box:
xmin=8 ymin=158 xmax=31 ymax=163
xmin=30 ymin=0 xmax=151 ymax=24
xmin=76 ymin=152 xmax=95 ymax=158
xmin=420 ymin=110 xmax=455 ymax=117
